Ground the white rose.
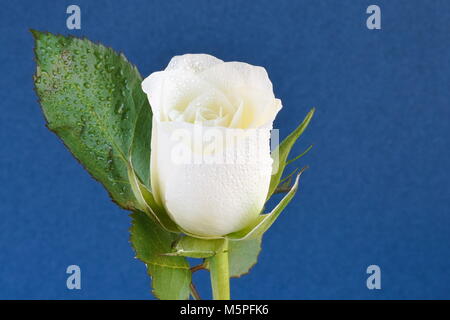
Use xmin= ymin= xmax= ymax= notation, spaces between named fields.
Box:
xmin=142 ymin=54 xmax=281 ymax=236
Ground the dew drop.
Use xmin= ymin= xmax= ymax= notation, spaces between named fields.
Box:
xmin=115 ymin=103 xmax=125 ymax=115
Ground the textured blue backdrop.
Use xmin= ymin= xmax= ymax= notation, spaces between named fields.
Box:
xmin=0 ymin=0 xmax=449 ymax=299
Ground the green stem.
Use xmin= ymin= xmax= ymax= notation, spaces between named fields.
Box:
xmin=209 ymin=238 xmax=230 ymax=300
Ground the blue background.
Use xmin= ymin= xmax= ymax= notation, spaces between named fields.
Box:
xmin=1 ymin=0 xmax=449 ymax=299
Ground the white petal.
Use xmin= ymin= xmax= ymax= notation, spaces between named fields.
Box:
xmin=256 ymin=98 xmax=283 ymax=128
xmin=183 ymin=91 xmax=234 ymax=126
xmin=141 ymin=71 xmax=166 ymax=120
xmin=199 ymin=62 xmax=278 ymax=128
xmin=142 ymin=70 xmax=216 ymax=121
xmin=166 ymin=54 xmax=223 ymax=73
xmin=151 ymin=120 xmax=273 ymax=236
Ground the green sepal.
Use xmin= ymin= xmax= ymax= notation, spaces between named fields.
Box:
xmin=127 ymin=161 xmax=180 ymax=233
xmin=267 ymin=108 xmax=314 ymax=201
xmin=166 ymin=236 xmax=225 ymax=258
xmin=227 ymin=169 xmax=305 ymax=240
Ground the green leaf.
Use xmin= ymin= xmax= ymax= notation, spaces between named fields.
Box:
xmin=203 ymin=237 xmax=262 ymax=278
xmin=130 ymin=211 xmax=191 ymax=300
xmin=267 ymin=108 xmax=314 ymax=201
xmin=228 ymin=169 xmax=305 ymax=240
xmin=228 ymin=237 xmax=262 ymax=277
xmin=130 ymin=99 xmax=152 ymax=189
xmin=167 ymin=236 xmax=225 ymax=258
xmin=32 ymin=30 xmax=151 ymax=210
